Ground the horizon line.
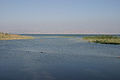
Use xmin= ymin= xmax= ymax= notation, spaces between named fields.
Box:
xmin=18 ymin=32 xmax=120 ymax=34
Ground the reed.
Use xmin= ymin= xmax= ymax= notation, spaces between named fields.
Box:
xmin=83 ymin=35 xmax=120 ymax=44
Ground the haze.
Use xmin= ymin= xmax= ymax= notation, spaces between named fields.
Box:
xmin=0 ymin=0 xmax=120 ymax=34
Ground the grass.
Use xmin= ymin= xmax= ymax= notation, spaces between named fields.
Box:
xmin=0 ymin=32 xmax=34 ymax=40
xmin=83 ymin=35 xmax=120 ymax=44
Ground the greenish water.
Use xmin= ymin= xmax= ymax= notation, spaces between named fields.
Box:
xmin=0 ymin=34 xmax=120 ymax=80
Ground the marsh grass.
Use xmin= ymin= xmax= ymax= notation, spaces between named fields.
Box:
xmin=83 ymin=35 xmax=120 ymax=44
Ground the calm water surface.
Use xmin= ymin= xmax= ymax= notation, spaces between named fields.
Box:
xmin=0 ymin=34 xmax=120 ymax=80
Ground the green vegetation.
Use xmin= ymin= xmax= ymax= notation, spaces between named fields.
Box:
xmin=83 ymin=35 xmax=120 ymax=44
xmin=0 ymin=32 xmax=34 ymax=40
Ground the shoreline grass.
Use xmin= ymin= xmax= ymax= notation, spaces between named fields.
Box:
xmin=83 ymin=35 xmax=120 ymax=44
xmin=0 ymin=32 xmax=34 ymax=40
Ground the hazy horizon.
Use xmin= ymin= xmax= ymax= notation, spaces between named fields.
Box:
xmin=0 ymin=0 xmax=120 ymax=34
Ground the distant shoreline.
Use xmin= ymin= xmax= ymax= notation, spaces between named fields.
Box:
xmin=0 ymin=32 xmax=34 ymax=40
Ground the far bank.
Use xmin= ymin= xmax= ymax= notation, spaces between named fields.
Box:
xmin=0 ymin=32 xmax=34 ymax=40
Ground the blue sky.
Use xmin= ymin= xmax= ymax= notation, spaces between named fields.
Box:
xmin=0 ymin=0 xmax=120 ymax=34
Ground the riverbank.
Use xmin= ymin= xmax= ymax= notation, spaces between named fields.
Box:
xmin=83 ymin=35 xmax=120 ymax=44
xmin=0 ymin=32 xmax=34 ymax=40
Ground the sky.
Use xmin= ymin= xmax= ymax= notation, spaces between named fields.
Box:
xmin=0 ymin=0 xmax=120 ymax=34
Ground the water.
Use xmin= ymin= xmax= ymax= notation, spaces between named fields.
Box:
xmin=0 ymin=34 xmax=120 ymax=80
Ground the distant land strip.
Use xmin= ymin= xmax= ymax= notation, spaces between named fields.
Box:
xmin=0 ymin=32 xmax=34 ymax=40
